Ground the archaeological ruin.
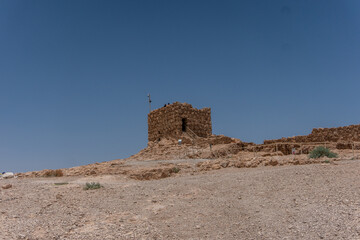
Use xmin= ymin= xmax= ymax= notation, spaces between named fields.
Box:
xmin=147 ymin=102 xmax=212 ymax=142
xmin=264 ymin=124 xmax=360 ymax=144
xmin=145 ymin=101 xmax=360 ymax=158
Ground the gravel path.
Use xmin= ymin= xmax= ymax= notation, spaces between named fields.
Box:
xmin=1 ymin=160 xmax=360 ymax=239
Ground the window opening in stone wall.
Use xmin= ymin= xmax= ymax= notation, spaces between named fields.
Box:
xmin=182 ymin=118 xmax=187 ymax=132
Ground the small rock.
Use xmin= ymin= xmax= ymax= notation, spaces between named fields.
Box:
xmin=220 ymin=161 xmax=229 ymax=168
xmin=211 ymin=164 xmax=221 ymax=170
xmin=235 ymin=162 xmax=246 ymax=168
xmin=2 ymin=172 xmax=14 ymax=179
xmin=18 ymin=234 xmax=26 ymax=239
xmin=269 ymin=159 xmax=278 ymax=166
xmin=2 ymin=184 xmax=12 ymax=189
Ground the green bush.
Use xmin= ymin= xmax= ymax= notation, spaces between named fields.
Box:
xmin=83 ymin=182 xmax=102 ymax=190
xmin=309 ymin=146 xmax=338 ymax=159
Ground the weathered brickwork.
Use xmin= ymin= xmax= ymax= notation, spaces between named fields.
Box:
xmin=148 ymin=102 xmax=212 ymax=142
xmin=264 ymin=124 xmax=360 ymax=144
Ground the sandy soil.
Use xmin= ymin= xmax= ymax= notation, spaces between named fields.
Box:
xmin=1 ymin=159 xmax=360 ymax=239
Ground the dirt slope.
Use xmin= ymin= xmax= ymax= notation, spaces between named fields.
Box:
xmin=1 ymin=160 xmax=360 ymax=239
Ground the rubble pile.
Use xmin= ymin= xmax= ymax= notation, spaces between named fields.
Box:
xmin=129 ymin=134 xmax=243 ymax=161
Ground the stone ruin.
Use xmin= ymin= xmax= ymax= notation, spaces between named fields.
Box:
xmin=148 ymin=102 xmax=212 ymax=142
xmin=262 ymin=124 xmax=360 ymax=154
xmin=145 ymin=101 xmax=360 ymax=158
xmin=264 ymin=124 xmax=360 ymax=144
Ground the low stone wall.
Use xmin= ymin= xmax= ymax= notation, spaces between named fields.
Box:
xmin=264 ymin=124 xmax=360 ymax=144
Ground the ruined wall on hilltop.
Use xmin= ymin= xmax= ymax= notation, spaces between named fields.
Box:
xmin=148 ymin=102 xmax=212 ymax=142
xmin=264 ymin=124 xmax=360 ymax=144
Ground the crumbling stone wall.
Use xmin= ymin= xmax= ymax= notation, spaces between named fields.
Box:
xmin=264 ymin=124 xmax=360 ymax=144
xmin=148 ymin=102 xmax=212 ymax=142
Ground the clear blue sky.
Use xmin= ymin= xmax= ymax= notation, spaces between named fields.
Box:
xmin=1 ymin=0 xmax=359 ymax=172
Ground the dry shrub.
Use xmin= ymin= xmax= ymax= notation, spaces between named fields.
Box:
xmin=84 ymin=182 xmax=102 ymax=190
xmin=54 ymin=169 xmax=63 ymax=177
xmin=44 ymin=170 xmax=54 ymax=177
xmin=44 ymin=169 xmax=64 ymax=177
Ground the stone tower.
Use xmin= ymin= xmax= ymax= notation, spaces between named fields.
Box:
xmin=147 ymin=102 xmax=212 ymax=142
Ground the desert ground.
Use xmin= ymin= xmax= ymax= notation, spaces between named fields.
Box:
xmin=1 ymin=158 xmax=360 ymax=240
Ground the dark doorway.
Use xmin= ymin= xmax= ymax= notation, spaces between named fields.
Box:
xmin=182 ymin=118 xmax=187 ymax=132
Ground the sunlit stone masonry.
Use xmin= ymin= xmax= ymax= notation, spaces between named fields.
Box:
xmin=148 ymin=102 xmax=212 ymax=142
